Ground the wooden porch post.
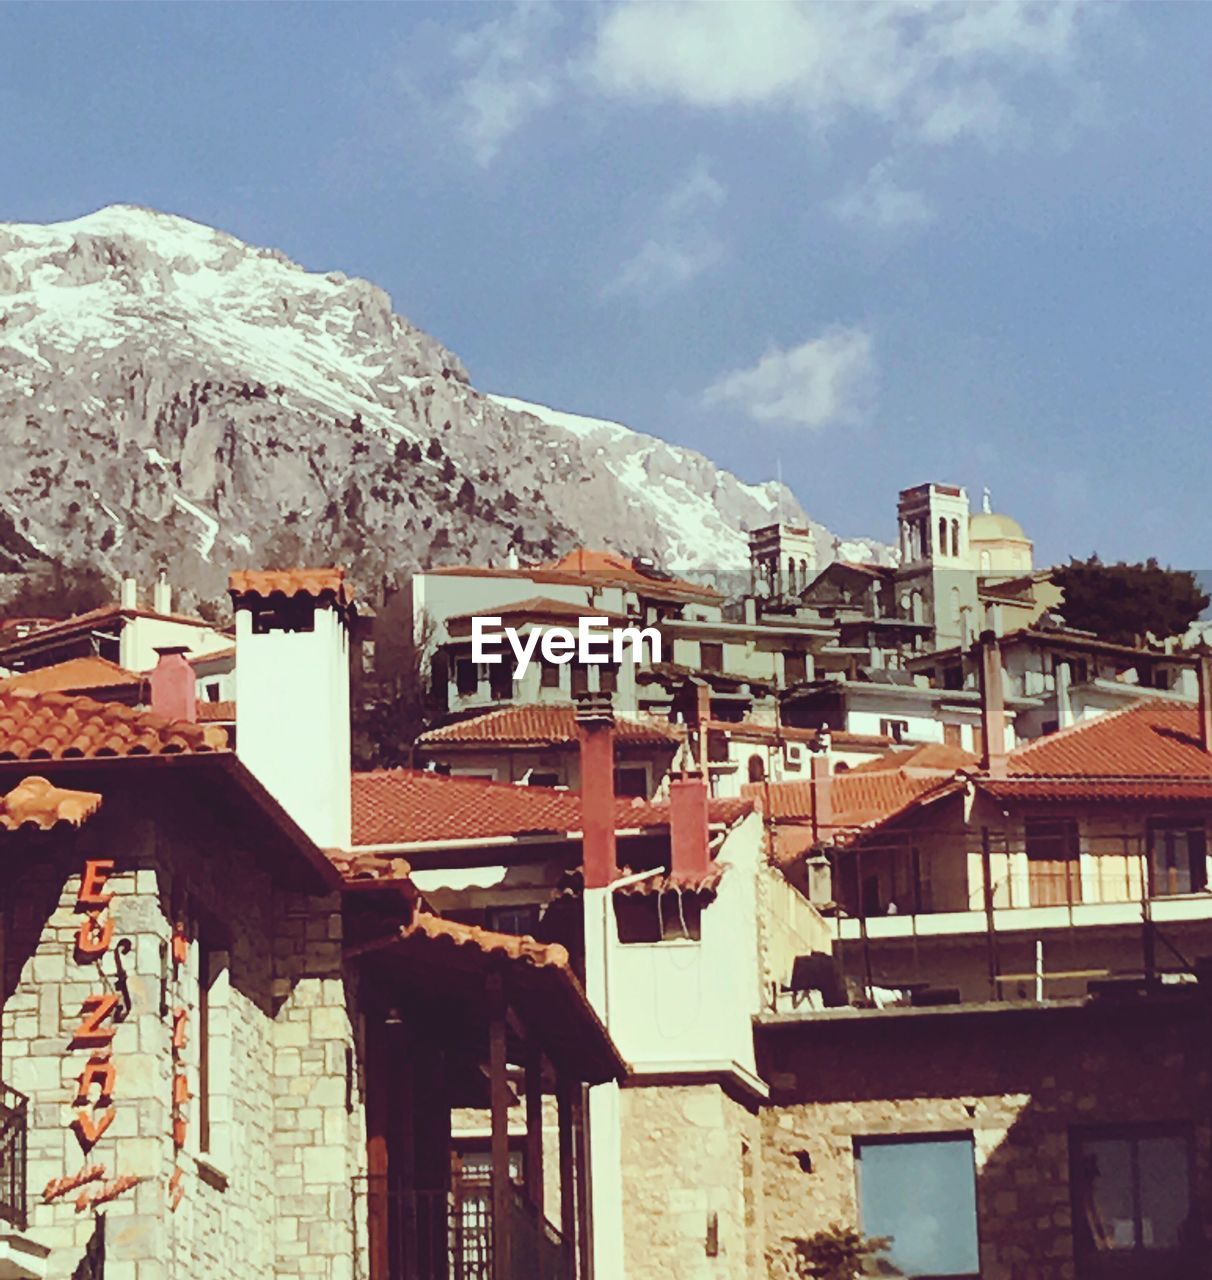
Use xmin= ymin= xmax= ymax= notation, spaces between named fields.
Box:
xmin=524 ymin=1043 xmax=545 ymax=1215
xmin=557 ymin=1076 xmax=577 ymax=1273
xmin=488 ymin=975 xmax=512 ymax=1280
xmin=365 ymin=1014 xmax=391 ymax=1280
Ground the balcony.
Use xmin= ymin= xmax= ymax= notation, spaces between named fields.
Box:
xmin=0 ymin=1086 xmax=27 ymax=1233
xmin=353 ymin=1181 xmax=571 ymax=1280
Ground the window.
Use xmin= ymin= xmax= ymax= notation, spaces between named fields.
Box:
xmin=855 ymin=1134 xmax=980 ymax=1278
xmin=527 ymin=770 xmax=561 ymax=788
xmin=942 ymin=665 xmax=964 ymax=691
xmin=879 ymin=718 xmax=909 ymax=743
xmin=700 ymin=642 xmax=723 ymax=674
xmin=943 ymin=723 xmax=963 ymax=748
xmin=599 ymin=663 xmax=619 ymax=694
xmin=938 ymin=516 xmax=948 ymax=557
xmin=747 ymin=754 xmax=766 ymax=783
xmin=539 ymin=658 xmax=561 ymax=689
xmin=1024 ymin=817 xmax=1081 ymax=906
xmin=455 ymin=658 xmax=479 ymax=696
xmin=486 ymin=905 xmax=540 ymax=936
xmin=1071 ymin=1126 xmax=1195 ymax=1277
xmin=570 ymin=662 xmax=590 ymax=697
xmin=951 ymin=518 xmax=960 ymax=557
xmin=613 ymin=766 xmax=649 ymax=798
xmin=194 ymin=927 xmax=230 ymax=1167
xmin=784 ymin=652 xmax=807 ymax=686
xmin=488 ymin=660 xmax=513 ymax=700
xmin=1146 ymin=821 xmax=1207 ymax=896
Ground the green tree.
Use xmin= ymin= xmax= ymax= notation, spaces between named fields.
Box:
xmin=0 ymin=562 xmax=112 ymax=619
xmin=792 ymin=1225 xmax=895 ymax=1279
xmin=1053 ymin=556 xmax=1209 ymax=645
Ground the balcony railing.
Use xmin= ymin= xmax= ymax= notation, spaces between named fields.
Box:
xmin=354 ymin=1179 xmax=571 ymax=1280
xmin=0 ymin=1083 xmax=29 ymax=1232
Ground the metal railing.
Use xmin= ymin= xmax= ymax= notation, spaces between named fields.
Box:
xmin=353 ymin=1179 xmax=570 ymax=1280
xmin=0 ymin=1083 xmax=29 ymax=1231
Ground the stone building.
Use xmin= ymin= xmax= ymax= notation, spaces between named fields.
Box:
xmin=0 ymin=569 xmax=620 ymax=1280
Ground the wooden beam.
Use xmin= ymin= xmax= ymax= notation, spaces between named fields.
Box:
xmin=525 ymin=1043 xmax=545 ymax=1214
xmin=365 ymin=1015 xmax=390 ymax=1280
xmin=488 ymin=975 xmax=511 ymax=1280
xmin=557 ymin=1076 xmax=577 ymax=1274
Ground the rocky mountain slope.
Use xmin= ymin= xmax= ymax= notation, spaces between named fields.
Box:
xmin=0 ymin=205 xmax=887 ymax=604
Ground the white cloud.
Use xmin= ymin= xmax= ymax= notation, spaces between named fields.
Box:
xmin=605 ymin=160 xmax=726 ymax=300
xmin=702 ymin=327 xmax=876 ymax=430
xmin=447 ymin=2 xmax=562 ymax=165
xmin=831 ymin=161 xmax=935 ymax=231
xmin=587 ymin=0 xmax=1086 ymax=147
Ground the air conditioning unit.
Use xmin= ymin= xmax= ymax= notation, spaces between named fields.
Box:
xmin=783 ymin=741 xmax=806 ymax=771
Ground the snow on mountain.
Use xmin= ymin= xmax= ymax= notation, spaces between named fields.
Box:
xmin=0 ymin=205 xmax=887 ymax=602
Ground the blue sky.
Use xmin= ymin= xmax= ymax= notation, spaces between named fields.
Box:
xmin=3 ymin=1 xmax=1210 ymax=567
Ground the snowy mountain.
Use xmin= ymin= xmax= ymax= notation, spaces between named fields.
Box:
xmin=0 ymin=205 xmax=887 ymax=602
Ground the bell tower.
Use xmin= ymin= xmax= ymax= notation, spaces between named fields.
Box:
xmin=748 ymin=522 xmax=817 ymax=599
xmin=894 ymin=483 xmax=978 ymax=649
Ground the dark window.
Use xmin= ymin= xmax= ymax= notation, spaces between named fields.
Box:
xmin=879 ymin=718 xmax=909 ymax=743
xmin=1071 ymin=1126 xmax=1196 ymax=1278
xmin=943 ymin=723 xmax=963 ymax=748
xmin=747 ymin=754 xmax=766 ymax=783
xmin=785 ymin=652 xmax=807 ymax=685
xmin=486 ymin=905 xmax=540 ymax=936
xmin=1024 ymin=817 xmax=1081 ymax=906
xmin=855 ymin=1134 xmax=980 ymax=1278
xmin=455 ymin=658 xmax=479 ymax=696
xmin=1146 ymin=821 xmax=1207 ymax=896
xmin=527 ymin=770 xmax=560 ymax=788
xmin=613 ymin=766 xmax=649 ymax=798
xmin=700 ymin=642 xmax=723 ymax=674
xmin=600 ymin=664 xmax=619 ymax=693
xmin=570 ymin=662 xmax=590 ymax=696
xmin=488 ymin=660 xmax=513 ymax=700
xmin=539 ymin=658 xmax=561 ymax=689
xmin=942 ymin=664 xmax=964 ymax=691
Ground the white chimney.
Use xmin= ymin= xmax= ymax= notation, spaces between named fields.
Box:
xmin=228 ymin=569 xmax=353 ymax=850
xmin=153 ymin=571 xmax=172 ymax=616
xmin=120 ymin=577 xmax=138 ymax=610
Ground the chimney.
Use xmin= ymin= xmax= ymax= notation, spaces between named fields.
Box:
xmin=575 ymin=692 xmax=616 ymax=890
xmin=149 ymin=646 xmax=196 ymax=723
xmin=669 ymin=774 xmax=710 ymax=881
xmin=978 ymin=630 xmax=1007 ymax=777
xmin=809 ymin=749 xmax=832 ymax=842
xmin=1197 ymin=645 xmax=1212 ymax=753
xmin=120 ymin=577 xmax=138 ymax=610
xmin=229 ymin=569 xmax=354 ymax=850
xmin=153 ymin=571 xmax=172 ymax=616
xmin=1055 ymin=659 xmax=1073 ymax=730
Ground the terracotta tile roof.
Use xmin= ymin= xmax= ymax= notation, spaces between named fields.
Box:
xmin=979 ymin=778 xmax=1212 ymax=803
xmin=197 ymin=701 xmax=236 ymax=723
xmin=0 ymin=688 xmax=227 ymax=760
xmin=228 ymin=567 xmax=354 ymax=606
xmin=609 ymin=864 xmax=727 ymax=897
xmin=846 ymin=742 xmax=978 ymax=775
xmin=445 ymin=597 xmax=625 ymax=627
xmin=1 ymin=776 xmax=103 ymax=831
xmin=429 ymin=549 xmax=720 ymax=602
xmin=329 ymin=850 xmax=414 ymax=883
xmin=417 ymin=704 xmax=681 ymax=749
xmin=403 ymin=911 xmax=570 ymax=969
xmin=0 ymin=604 xmax=231 ymax=661
xmin=1005 ymin=700 xmax=1212 ymax=780
xmin=351 ymin=769 xmax=752 ymax=847
xmin=747 ymin=772 xmax=948 ymax=828
xmin=0 ymin=657 xmax=143 ymax=695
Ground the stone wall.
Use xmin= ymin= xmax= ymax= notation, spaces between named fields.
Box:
xmin=619 ymin=1083 xmax=763 ymax=1280
xmin=757 ymin=999 xmax=1212 ymax=1280
xmin=0 ymin=789 xmax=370 ymax=1280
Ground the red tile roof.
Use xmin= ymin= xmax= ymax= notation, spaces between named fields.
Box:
xmin=1005 ymin=700 xmax=1212 ymax=780
xmin=748 ymin=771 xmax=949 ymax=828
xmin=197 ymin=701 xmax=236 ymax=723
xmin=0 ymin=604 xmax=231 ymax=661
xmin=417 ymin=704 xmax=680 ymax=749
xmin=429 ymin=548 xmax=720 ymax=602
xmin=402 ymin=911 xmax=570 ymax=969
xmin=847 ymin=742 xmax=978 ymax=775
xmin=351 ymin=769 xmax=751 ymax=847
xmin=0 ymin=688 xmax=227 ymax=760
xmin=445 ymin=597 xmax=625 ymax=628
xmin=228 ymin=567 xmax=354 ymax=606
xmin=0 ymin=657 xmax=143 ymax=695
xmin=1 ymin=776 xmax=103 ymax=831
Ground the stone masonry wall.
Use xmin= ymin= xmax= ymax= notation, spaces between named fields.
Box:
xmin=619 ymin=1083 xmax=764 ymax=1280
xmin=757 ymin=1000 xmax=1212 ymax=1280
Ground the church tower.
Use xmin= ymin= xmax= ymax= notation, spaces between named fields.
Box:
xmin=894 ymin=483 xmax=979 ymax=649
xmin=749 ymin=522 xmax=817 ymax=599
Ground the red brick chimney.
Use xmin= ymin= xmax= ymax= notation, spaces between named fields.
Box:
xmin=1197 ymin=644 xmax=1212 ymax=753
xmin=150 ymin=646 xmax=196 ymax=723
xmin=669 ymin=774 xmax=710 ymax=881
xmin=978 ymin=630 xmax=1007 ymax=777
xmin=576 ymin=693 xmax=617 ymax=890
